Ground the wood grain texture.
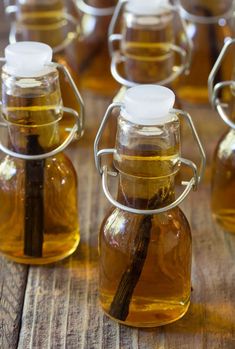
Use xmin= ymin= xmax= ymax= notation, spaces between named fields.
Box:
xmin=0 ymin=94 xmax=234 ymax=349
xmin=0 ymin=258 xmax=28 ymax=349
xmin=0 ymin=10 xmax=27 ymax=349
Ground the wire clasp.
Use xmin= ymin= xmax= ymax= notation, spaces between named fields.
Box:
xmin=94 ymin=104 xmax=206 ymax=215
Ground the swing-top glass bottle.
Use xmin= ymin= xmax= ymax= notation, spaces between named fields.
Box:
xmin=176 ymin=0 xmax=235 ymax=104
xmin=5 ymin=0 xmax=83 ymax=136
xmin=209 ymin=38 xmax=235 ymax=233
xmin=72 ymin=0 xmax=119 ymax=95
xmin=0 ymin=41 xmax=84 ymax=264
xmin=94 ymin=85 xmax=206 ymax=326
xmin=109 ymin=0 xmax=192 ymax=103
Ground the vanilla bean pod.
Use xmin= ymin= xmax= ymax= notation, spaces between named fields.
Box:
xmin=24 ymin=134 xmax=45 ymax=257
xmin=108 ymin=191 xmax=167 ymax=321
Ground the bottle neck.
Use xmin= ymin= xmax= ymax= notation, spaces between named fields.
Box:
xmin=114 ymin=115 xmax=180 ymax=210
xmin=1 ymin=70 xmax=62 ymax=154
xmin=15 ymin=0 xmax=69 ymax=50
xmin=121 ymin=9 xmax=175 ymax=84
xmin=85 ymin=0 xmax=116 ymax=8
xmin=117 ymin=172 xmax=175 ymax=210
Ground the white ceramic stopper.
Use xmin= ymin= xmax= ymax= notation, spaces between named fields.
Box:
xmin=4 ymin=42 xmax=54 ymax=77
xmin=126 ymin=0 xmax=172 ymax=16
xmin=121 ymin=85 xmax=175 ymax=125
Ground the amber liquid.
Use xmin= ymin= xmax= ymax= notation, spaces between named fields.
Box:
xmin=99 ymin=142 xmax=192 ymax=326
xmin=14 ymin=1 xmax=81 ymax=136
xmin=120 ymin=11 xmax=181 ymax=109
xmin=122 ymin=11 xmax=175 ymax=84
xmin=72 ymin=0 xmax=119 ymax=96
xmin=211 ymin=129 xmax=235 ymax=233
xmin=0 ymin=80 xmax=79 ymax=264
xmin=0 ymin=153 xmax=79 ymax=264
xmin=175 ymin=1 xmax=234 ymax=104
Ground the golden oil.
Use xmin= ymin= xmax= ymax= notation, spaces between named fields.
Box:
xmin=211 ymin=128 xmax=235 ymax=233
xmin=121 ymin=10 xmax=175 ymax=84
xmin=112 ymin=5 xmax=182 ymax=110
xmin=0 ymin=67 xmax=79 ymax=264
xmin=69 ymin=0 xmax=119 ymax=96
xmin=99 ymin=114 xmax=192 ymax=327
xmin=13 ymin=0 xmax=81 ymax=136
xmin=176 ymin=0 xmax=234 ymax=104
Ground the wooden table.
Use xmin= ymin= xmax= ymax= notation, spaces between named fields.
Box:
xmin=0 ymin=1 xmax=234 ymax=347
xmin=0 ymin=91 xmax=235 ymax=349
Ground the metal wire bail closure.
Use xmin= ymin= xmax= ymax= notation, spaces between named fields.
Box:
xmin=208 ymin=38 xmax=235 ymax=129
xmin=108 ymin=1 xmax=192 ymax=86
xmin=52 ymin=62 xmax=84 ymax=138
xmin=8 ymin=11 xmax=80 ymax=54
xmin=3 ymin=0 xmax=17 ymax=15
xmin=110 ymin=47 xmax=189 ymax=88
xmin=0 ymin=57 xmax=84 ymax=155
xmin=0 ymin=57 xmax=84 ymax=138
xmin=75 ymin=0 xmax=116 ymax=16
xmin=0 ymin=106 xmax=80 ymax=160
xmin=94 ymin=103 xmax=206 ymax=215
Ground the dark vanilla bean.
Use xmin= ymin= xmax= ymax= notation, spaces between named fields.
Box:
xmin=24 ymin=135 xmax=45 ymax=257
xmin=108 ymin=190 xmax=171 ymax=321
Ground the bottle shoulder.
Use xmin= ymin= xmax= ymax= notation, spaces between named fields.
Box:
xmin=215 ymin=129 xmax=235 ymax=161
xmin=100 ymin=206 xmax=191 ymax=250
xmin=45 ymin=153 xmax=77 ymax=180
xmin=0 ymin=153 xmax=77 ymax=184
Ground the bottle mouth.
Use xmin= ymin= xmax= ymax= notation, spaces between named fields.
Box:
xmin=125 ymin=0 xmax=173 ymax=16
xmin=120 ymin=85 xmax=175 ymax=126
xmin=75 ymin=0 xmax=116 ymax=16
xmin=4 ymin=41 xmax=56 ymax=77
xmin=120 ymin=109 xmax=174 ymax=126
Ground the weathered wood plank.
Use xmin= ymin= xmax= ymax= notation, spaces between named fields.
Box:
xmin=0 ymin=11 xmax=28 ymax=349
xmin=163 ymin=188 xmax=235 ymax=349
xmin=0 ymin=258 xmax=28 ymax=349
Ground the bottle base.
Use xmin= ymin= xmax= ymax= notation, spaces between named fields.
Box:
xmin=0 ymin=237 xmax=80 ymax=265
xmin=101 ymin=299 xmax=190 ymax=328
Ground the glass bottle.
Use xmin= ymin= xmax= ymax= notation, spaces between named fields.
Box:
xmin=176 ymin=0 xmax=234 ymax=104
xmin=5 ymin=0 xmax=82 ymax=136
xmin=71 ymin=0 xmax=119 ymax=96
xmin=109 ymin=0 xmax=192 ymax=104
xmin=0 ymin=41 xmax=83 ymax=264
xmin=94 ymin=85 xmax=205 ymax=327
xmin=209 ymin=38 xmax=235 ymax=233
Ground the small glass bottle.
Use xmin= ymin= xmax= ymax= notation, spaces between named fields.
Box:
xmin=176 ymin=0 xmax=234 ymax=104
xmin=5 ymin=0 xmax=83 ymax=136
xmin=209 ymin=38 xmax=235 ymax=233
xmin=71 ymin=0 xmax=119 ymax=96
xmin=0 ymin=41 xmax=84 ymax=264
xmin=109 ymin=0 xmax=191 ymax=104
xmin=94 ymin=85 xmax=205 ymax=327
